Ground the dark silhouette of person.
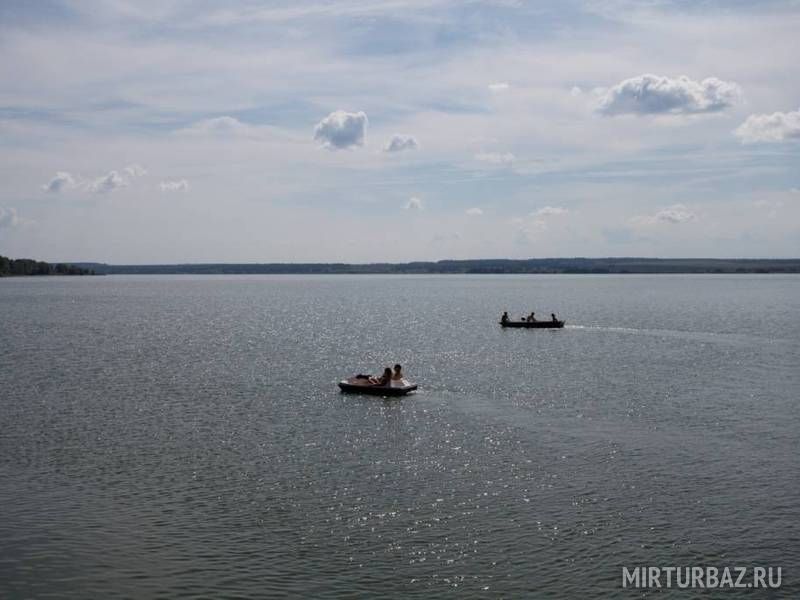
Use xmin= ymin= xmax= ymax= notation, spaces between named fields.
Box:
xmin=391 ymin=364 xmax=407 ymax=387
xmin=374 ymin=367 xmax=392 ymax=386
xmin=501 ymin=311 xmax=509 ymax=324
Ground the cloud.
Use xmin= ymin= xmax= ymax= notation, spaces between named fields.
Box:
xmin=734 ymin=108 xmax=800 ymax=143
xmin=314 ymin=110 xmax=367 ymax=150
xmin=123 ymin=164 xmax=147 ymax=177
xmin=570 ymin=86 xmax=582 ymax=97
xmin=598 ymin=74 xmax=740 ymax=116
xmin=475 ymin=152 xmax=515 ymax=165
xmin=630 ymin=203 xmax=696 ymax=226
xmin=488 ymin=82 xmax=509 ymax=93
xmin=86 ymin=164 xmax=146 ymax=193
xmin=89 ymin=170 xmax=127 ymax=193
xmin=42 ymin=171 xmax=76 ymax=193
xmin=43 ymin=164 xmax=147 ymax=195
xmin=531 ymin=206 xmax=568 ymax=218
xmin=159 ymin=179 xmax=189 ymax=192
xmin=179 ymin=116 xmax=254 ymax=137
xmin=653 ymin=204 xmax=696 ymax=224
xmin=527 ymin=205 xmax=569 ymax=229
xmin=510 ymin=206 xmax=569 ymax=240
xmin=383 ymin=134 xmax=418 ymax=153
xmin=404 ymin=196 xmax=423 ymax=211
xmin=0 ymin=206 xmax=20 ymax=229
xmin=465 ymin=207 xmax=483 ymax=216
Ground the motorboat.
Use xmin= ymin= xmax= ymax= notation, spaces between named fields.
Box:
xmin=500 ymin=319 xmax=565 ymax=329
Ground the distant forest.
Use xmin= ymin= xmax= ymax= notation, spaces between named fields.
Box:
xmin=0 ymin=255 xmax=95 ymax=277
xmin=73 ymin=257 xmax=800 ymax=275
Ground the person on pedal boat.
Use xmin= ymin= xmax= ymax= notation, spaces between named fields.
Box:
xmin=370 ymin=367 xmax=392 ymax=386
xmin=391 ymin=364 xmax=408 ymax=387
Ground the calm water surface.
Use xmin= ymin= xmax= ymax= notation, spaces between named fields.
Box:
xmin=1 ymin=275 xmax=798 ymax=598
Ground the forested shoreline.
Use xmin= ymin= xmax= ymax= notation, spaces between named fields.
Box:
xmin=0 ymin=255 xmax=95 ymax=277
xmin=4 ymin=255 xmax=799 ymax=276
xmin=76 ymin=257 xmax=800 ymax=275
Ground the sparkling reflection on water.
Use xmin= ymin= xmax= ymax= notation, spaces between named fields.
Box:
xmin=1 ymin=275 xmax=798 ymax=598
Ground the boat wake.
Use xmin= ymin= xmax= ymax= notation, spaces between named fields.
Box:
xmin=565 ymin=324 xmax=787 ymax=347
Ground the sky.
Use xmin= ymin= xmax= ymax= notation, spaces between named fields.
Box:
xmin=1 ymin=0 xmax=799 ymax=263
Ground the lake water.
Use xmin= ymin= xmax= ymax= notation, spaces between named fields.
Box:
xmin=1 ymin=274 xmax=798 ymax=598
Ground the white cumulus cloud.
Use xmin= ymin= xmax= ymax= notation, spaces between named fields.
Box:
xmin=734 ymin=108 xmax=800 ymax=143
xmin=44 ymin=165 xmax=147 ymax=194
xmin=159 ymin=179 xmax=190 ymax=192
xmin=42 ymin=171 xmax=76 ymax=193
xmin=475 ymin=152 xmax=515 ymax=165
xmin=404 ymin=196 xmax=423 ymax=211
xmin=314 ymin=110 xmax=367 ymax=150
xmin=89 ymin=170 xmax=127 ymax=193
xmin=631 ymin=204 xmax=696 ymax=226
xmin=654 ymin=204 xmax=696 ymax=223
xmin=466 ymin=207 xmax=483 ymax=216
xmin=0 ymin=206 xmax=20 ymax=229
xmin=383 ymin=134 xmax=418 ymax=153
xmin=598 ymin=74 xmax=740 ymax=116
xmin=89 ymin=164 xmax=146 ymax=193
xmin=488 ymin=82 xmax=509 ymax=93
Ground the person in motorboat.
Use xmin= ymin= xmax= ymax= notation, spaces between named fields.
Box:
xmin=526 ymin=312 xmax=536 ymax=322
xmin=501 ymin=311 xmax=509 ymax=324
xmin=551 ymin=313 xmax=558 ymax=322
xmin=391 ymin=364 xmax=408 ymax=387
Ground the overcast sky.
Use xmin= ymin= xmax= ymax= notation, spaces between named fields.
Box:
xmin=1 ymin=0 xmax=799 ymax=263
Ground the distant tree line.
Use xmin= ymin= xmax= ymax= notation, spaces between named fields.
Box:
xmin=0 ymin=255 xmax=95 ymax=277
xmin=75 ymin=257 xmax=800 ymax=275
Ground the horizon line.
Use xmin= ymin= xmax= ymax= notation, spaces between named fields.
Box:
xmin=67 ymin=256 xmax=800 ymax=266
